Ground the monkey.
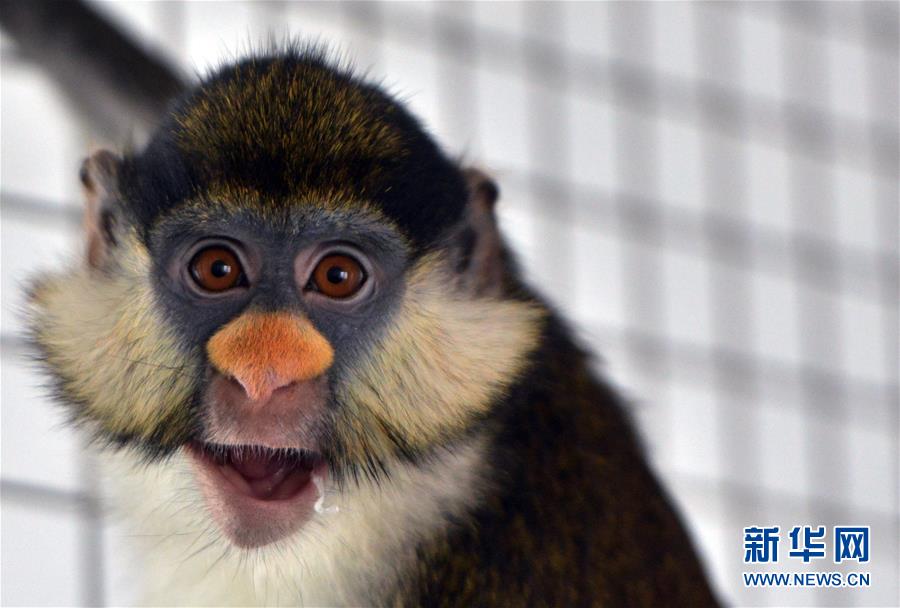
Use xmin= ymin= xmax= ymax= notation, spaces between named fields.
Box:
xmin=27 ymin=47 xmax=719 ymax=606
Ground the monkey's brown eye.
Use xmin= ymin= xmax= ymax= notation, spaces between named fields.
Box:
xmin=311 ymin=254 xmax=366 ymax=299
xmin=190 ymin=246 xmax=244 ymax=292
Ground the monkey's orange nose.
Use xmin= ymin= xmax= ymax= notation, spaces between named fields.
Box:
xmin=207 ymin=311 xmax=334 ymax=403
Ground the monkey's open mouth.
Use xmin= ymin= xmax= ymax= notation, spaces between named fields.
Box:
xmin=190 ymin=442 xmax=323 ymax=501
xmin=186 ymin=441 xmax=328 ymax=547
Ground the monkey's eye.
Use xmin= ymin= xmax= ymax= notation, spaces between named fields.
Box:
xmin=310 ymin=254 xmax=366 ymax=299
xmin=190 ymin=246 xmax=244 ymax=292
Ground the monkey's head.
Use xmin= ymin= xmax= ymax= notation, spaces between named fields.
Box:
xmin=28 ymin=50 xmax=542 ymax=548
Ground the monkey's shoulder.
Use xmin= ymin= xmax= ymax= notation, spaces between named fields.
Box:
xmin=391 ymin=322 xmax=720 ymax=607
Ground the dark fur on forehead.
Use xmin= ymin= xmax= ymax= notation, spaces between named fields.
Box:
xmin=121 ymin=45 xmax=467 ymax=249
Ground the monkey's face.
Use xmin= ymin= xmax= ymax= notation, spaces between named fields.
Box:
xmin=29 ymin=54 xmax=542 ymax=549
xmin=150 ymin=199 xmax=408 ymax=546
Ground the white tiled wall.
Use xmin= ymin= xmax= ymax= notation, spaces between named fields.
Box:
xmin=1 ymin=502 xmax=83 ymax=606
xmin=1 ymin=2 xmax=897 ymax=606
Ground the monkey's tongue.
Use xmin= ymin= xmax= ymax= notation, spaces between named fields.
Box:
xmin=213 ymin=447 xmax=317 ymax=501
xmin=232 ymin=453 xmax=284 ymax=480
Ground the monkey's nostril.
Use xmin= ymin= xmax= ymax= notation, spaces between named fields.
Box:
xmin=229 ymin=371 xmax=297 ymax=405
xmin=230 ymin=375 xmax=256 ymax=401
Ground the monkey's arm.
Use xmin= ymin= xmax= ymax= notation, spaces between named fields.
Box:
xmin=0 ymin=0 xmax=186 ymax=141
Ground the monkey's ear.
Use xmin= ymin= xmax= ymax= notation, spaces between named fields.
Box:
xmin=80 ymin=149 xmax=124 ymax=270
xmin=453 ymin=168 xmax=505 ymax=296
